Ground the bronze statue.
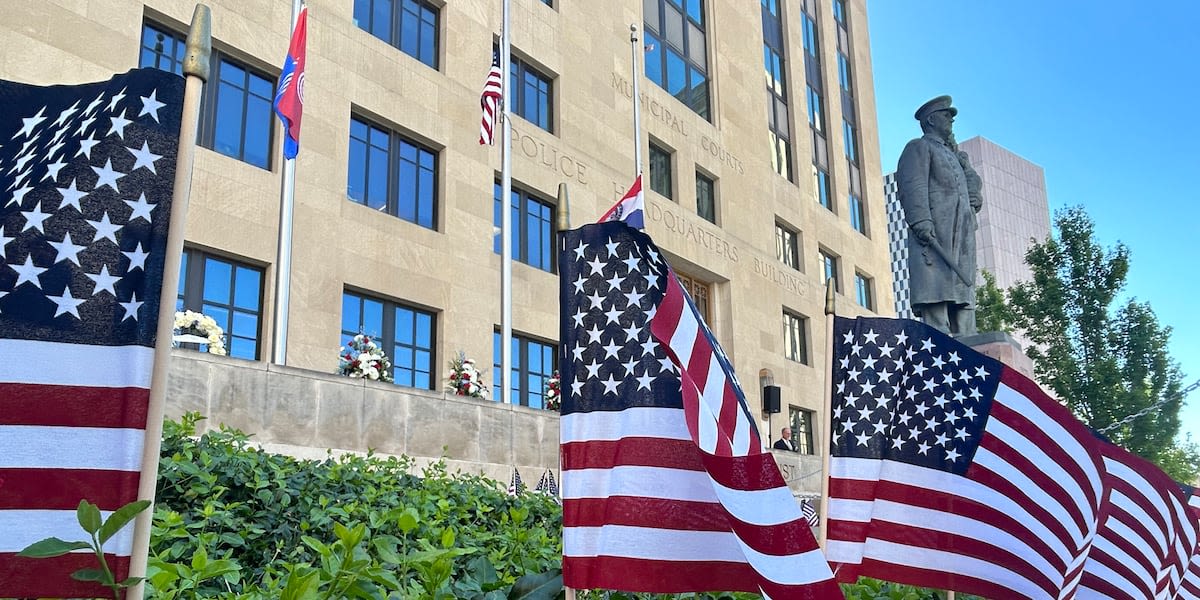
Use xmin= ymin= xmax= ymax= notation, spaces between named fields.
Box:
xmin=896 ymin=96 xmax=982 ymax=336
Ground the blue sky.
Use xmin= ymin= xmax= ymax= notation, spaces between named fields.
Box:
xmin=866 ymin=1 xmax=1200 ymax=442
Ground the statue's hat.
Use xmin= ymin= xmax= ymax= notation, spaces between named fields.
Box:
xmin=914 ymin=95 xmax=957 ymax=120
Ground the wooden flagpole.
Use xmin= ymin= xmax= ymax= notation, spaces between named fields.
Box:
xmin=125 ymin=5 xmax=210 ymax=600
xmin=558 ymin=186 xmax=575 ymax=600
xmin=818 ymin=278 xmax=835 ymax=550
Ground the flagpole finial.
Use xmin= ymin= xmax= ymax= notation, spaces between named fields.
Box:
xmin=183 ymin=4 xmax=212 ymax=82
xmin=557 ymin=183 xmax=570 ymax=230
xmin=824 ymin=277 xmax=836 ymax=315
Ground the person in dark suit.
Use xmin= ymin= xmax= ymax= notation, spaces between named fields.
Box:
xmin=773 ymin=427 xmax=797 ymax=452
xmin=896 ymin=95 xmax=983 ymax=336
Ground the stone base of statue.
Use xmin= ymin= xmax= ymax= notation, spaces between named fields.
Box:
xmin=957 ymin=331 xmax=1034 ymax=378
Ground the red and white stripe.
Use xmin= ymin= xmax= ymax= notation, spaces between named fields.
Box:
xmin=828 ymin=368 xmax=1106 ymax=600
xmin=478 ymin=53 xmax=502 ymax=145
xmin=1077 ymin=443 xmax=1198 ymax=599
xmin=1180 ymin=490 xmax=1200 ymax=600
xmin=0 ymin=339 xmax=151 ymax=598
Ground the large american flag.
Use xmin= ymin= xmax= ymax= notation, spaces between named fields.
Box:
xmin=478 ymin=48 xmax=502 ymax=146
xmin=826 ymin=316 xmax=1107 ymax=599
xmin=560 ymin=221 xmax=839 ymax=598
xmin=1174 ymin=484 xmax=1200 ymax=600
xmin=1078 ymin=442 xmax=1199 ymax=599
xmin=0 ymin=68 xmax=182 ymax=598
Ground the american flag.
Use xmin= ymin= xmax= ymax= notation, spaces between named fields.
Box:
xmin=1077 ymin=442 xmax=1199 ymax=599
xmin=535 ymin=469 xmax=559 ymax=500
xmin=1173 ymin=483 xmax=1200 ymax=600
xmin=802 ymin=497 xmax=819 ymax=527
xmin=507 ymin=467 xmax=525 ymax=495
xmin=826 ymin=316 xmax=1107 ymax=599
xmin=560 ymin=221 xmax=839 ymax=597
xmin=478 ymin=49 xmax=502 ymax=146
xmin=0 ymin=68 xmax=182 ymax=598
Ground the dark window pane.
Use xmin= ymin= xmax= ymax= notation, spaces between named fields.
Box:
xmin=179 ymin=249 xmax=263 ymax=360
xmin=649 ymin=144 xmax=673 ymax=198
xmin=696 ymin=172 xmax=715 ymax=223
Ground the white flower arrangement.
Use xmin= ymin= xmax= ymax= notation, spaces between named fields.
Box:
xmin=338 ymin=334 xmax=394 ymax=383
xmin=447 ymin=351 xmax=488 ymax=399
xmin=173 ymin=310 xmax=227 ymax=356
xmin=544 ymin=370 xmax=561 ymax=411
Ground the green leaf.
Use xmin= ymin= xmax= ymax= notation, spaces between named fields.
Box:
xmin=119 ymin=575 xmax=145 ymax=588
xmin=191 ymin=544 xmax=208 ymax=571
xmin=467 ymin=555 xmax=499 ymax=585
xmin=17 ymin=537 xmax=92 ymax=558
xmin=280 ymin=567 xmax=320 ymax=600
xmin=99 ymin=499 xmax=151 ymax=544
xmin=70 ymin=568 xmax=106 ymax=582
xmin=507 ymin=569 xmax=563 ymax=600
xmin=440 ymin=527 xmax=455 ymax=549
xmin=76 ymin=499 xmax=103 ymax=534
xmin=397 ymin=507 xmax=419 ymax=534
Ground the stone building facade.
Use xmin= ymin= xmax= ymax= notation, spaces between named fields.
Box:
xmin=2 ymin=0 xmax=890 ymax=490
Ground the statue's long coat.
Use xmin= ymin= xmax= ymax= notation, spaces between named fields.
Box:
xmin=896 ymin=133 xmax=982 ymax=309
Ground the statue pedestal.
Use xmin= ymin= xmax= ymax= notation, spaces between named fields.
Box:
xmin=957 ymin=331 xmax=1034 ymax=378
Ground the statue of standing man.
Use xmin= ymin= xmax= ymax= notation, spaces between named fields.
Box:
xmin=896 ymin=95 xmax=983 ymax=336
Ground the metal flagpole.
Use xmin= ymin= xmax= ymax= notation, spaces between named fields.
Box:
xmin=629 ymin=24 xmax=643 ymax=177
xmin=271 ymin=0 xmax=304 ymax=365
xmin=818 ymin=278 xmax=835 ymax=550
xmin=126 ymin=6 xmax=210 ymax=599
xmin=500 ymin=0 xmax=513 ymax=405
xmin=557 ymin=183 xmax=575 ymax=600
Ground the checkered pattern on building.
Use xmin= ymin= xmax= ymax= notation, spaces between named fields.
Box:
xmin=883 ymin=173 xmax=913 ymax=318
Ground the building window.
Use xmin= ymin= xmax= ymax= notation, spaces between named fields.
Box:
xmin=493 ymin=332 xmax=556 ymax=409
xmin=494 ymin=183 xmax=555 ymax=272
xmin=643 ymin=0 xmax=710 ymax=120
xmin=849 ymin=194 xmax=866 ymax=234
xmin=820 ymin=249 xmax=840 ymax=292
xmin=763 ymin=0 xmax=791 ymax=181
xmin=140 ymin=23 xmax=273 ymax=169
xmin=352 ymin=0 xmax=439 ymax=69
xmin=783 ymin=310 xmax=808 ymax=364
xmin=855 ymin=272 xmax=874 ymax=310
xmin=696 ymin=171 xmax=716 ymax=223
xmin=347 ymin=116 xmax=438 ymax=230
xmin=833 ymin=0 xmax=847 ymax=24
xmin=789 ymin=406 xmax=816 ymax=454
xmin=176 ymin=250 xmax=264 ymax=360
xmin=676 ymin=271 xmax=711 ymax=323
xmin=511 ymin=55 xmax=553 ymax=132
xmin=842 ymin=120 xmax=858 ymax=163
xmin=649 ymin=143 xmax=673 ymax=199
xmin=341 ymin=291 xmax=435 ymax=389
xmin=813 ymin=166 xmax=832 ymax=210
xmin=775 ymin=222 xmax=799 ymax=270
xmin=838 ymin=53 xmax=853 ymax=95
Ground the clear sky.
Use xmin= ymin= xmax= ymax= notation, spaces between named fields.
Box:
xmin=866 ymin=1 xmax=1200 ymax=442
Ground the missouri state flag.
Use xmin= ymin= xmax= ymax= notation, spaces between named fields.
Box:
xmin=274 ymin=5 xmax=308 ymax=159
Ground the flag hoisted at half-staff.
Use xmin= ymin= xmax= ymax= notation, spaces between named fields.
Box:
xmin=0 ymin=68 xmax=184 ymax=599
xmin=478 ymin=48 xmax=503 ymax=146
xmin=559 ymin=217 xmax=840 ymax=598
xmin=274 ymin=4 xmax=308 ymax=159
xmin=598 ymin=174 xmax=644 ymax=230
xmin=825 ymin=316 xmax=1108 ymax=599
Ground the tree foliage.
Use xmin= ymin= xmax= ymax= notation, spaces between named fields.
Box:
xmin=1007 ymin=206 xmax=1197 ymax=481
xmin=974 ymin=270 xmax=1013 ymax=334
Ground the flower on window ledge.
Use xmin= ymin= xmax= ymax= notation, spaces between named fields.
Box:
xmin=173 ymin=310 xmax=227 ymax=356
xmin=447 ymin=351 xmax=488 ymax=399
xmin=338 ymin=334 xmax=394 ymax=383
xmin=544 ymin=370 xmax=561 ymax=411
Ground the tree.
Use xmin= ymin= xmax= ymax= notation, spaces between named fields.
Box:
xmin=974 ymin=270 xmax=1013 ymax=334
xmin=1007 ymin=206 xmax=1197 ymax=482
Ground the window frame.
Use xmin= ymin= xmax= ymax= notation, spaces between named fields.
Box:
xmin=782 ymin=309 xmax=809 ymax=365
xmin=649 ymin=142 xmax=674 ymax=199
xmin=695 ymin=170 xmax=716 ymax=223
xmin=494 ymin=183 xmax=557 ymax=273
xmin=676 ymin=271 xmax=711 ymax=323
xmin=341 ymin=290 xmax=437 ymax=390
xmin=762 ymin=0 xmax=792 ymax=180
xmin=819 ymin=249 xmax=841 ymax=293
xmin=140 ymin=22 xmax=275 ymax=170
xmin=775 ymin=221 xmax=800 ymax=270
xmin=643 ymin=0 xmax=711 ymax=120
xmin=855 ymin=271 xmax=874 ymax=310
xmin=789 ymin=406 xmax=816 ymax=454
xmin=176 ymin=248 xmax=265 ymax=361
xmin=347 ymin=114 xmax=440 ymax=230
xmin=352 ymin=0 xmax=440 ymax=69
xmin=493 ymin=331 xmax=558 ymax=409
xmin=510 ymin=54 xmax=554 ymax=133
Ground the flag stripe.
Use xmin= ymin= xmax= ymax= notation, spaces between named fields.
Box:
xmin=560 ymin=407 xmax=691 ymax=442
xmin=0 ymin=340 xmax=154 ymax=387
xmin=563 ymin=465 xmax=719 ymax=503
xmin=565 ymin=497 xmax=730 ymax=531
xmin=561 ymin=556 xmax=760 ymax=594
xmin=561 ymin=438 xmax=704 ymax=471
xmin=0 ymin=425 xmax=145 ymax=470
xmin=831 ymin=552 xmax=1052 ymax=600
xmin=0 ymin=554 xmax=131 ymax=599
xmin=0 ymin=383 xmax=148 ymax=428
xmin=0 ymin=468 xmax=140 ymax=510
xmin=1 ymin=509 xmax=136 ymax=554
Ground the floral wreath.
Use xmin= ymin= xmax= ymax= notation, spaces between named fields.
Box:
xmin=338 ymin=333 xmax=394 ymax=382
xmin=543 ymin=370 xmax=561 ymax=411
xmin=447 ymin=351 xmax=488 ymax=399
xmin=173 ymin=310 xmax=226 ymax=356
